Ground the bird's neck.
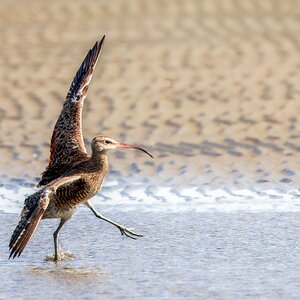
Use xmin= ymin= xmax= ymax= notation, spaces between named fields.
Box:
xmin=90 ymin=149 xmax=109 ymax=172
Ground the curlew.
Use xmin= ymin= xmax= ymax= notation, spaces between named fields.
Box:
xmin=9 ymin=36 xmax=153 ymax=261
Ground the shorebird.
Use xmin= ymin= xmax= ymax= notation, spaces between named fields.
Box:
xmin=9 ymin=36 xmax=153 ymax=261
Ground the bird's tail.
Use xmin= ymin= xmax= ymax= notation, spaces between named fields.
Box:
xmin=9 ymin=190 xmax=49 ymax=259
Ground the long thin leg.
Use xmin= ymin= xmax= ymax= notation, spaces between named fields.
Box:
xmin=53 ymin=218 xmax=68 ymax=261
xmin=85 ymin=200 xmax=143 ymax=239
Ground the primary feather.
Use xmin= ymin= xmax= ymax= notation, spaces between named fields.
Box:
xmin=39 ymin=36 xmax=105 ymax=186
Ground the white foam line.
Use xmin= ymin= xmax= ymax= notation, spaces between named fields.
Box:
xmin=1 ymin=185 xmax=300 ymax=213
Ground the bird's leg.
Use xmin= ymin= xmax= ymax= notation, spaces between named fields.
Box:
xmin=85 ymin=200 xmax=143 ymax=239
xmin=53 ymin=218 xmax=68 ymax=261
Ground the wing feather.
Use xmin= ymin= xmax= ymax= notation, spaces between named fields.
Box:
xmin=39 ymin=36 xmax=105 ymax=186
xmin=9 ymin=175 xmax=82 ymax=258
xmin=9 ymin=190 xmax=50 ymax=258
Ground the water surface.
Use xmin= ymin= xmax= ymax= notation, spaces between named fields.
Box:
xmin=1 ymin=209 xmax=300 ymax=299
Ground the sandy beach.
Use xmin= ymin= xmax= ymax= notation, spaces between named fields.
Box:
xmin=1 ymin=0 xmax=300 ymax=190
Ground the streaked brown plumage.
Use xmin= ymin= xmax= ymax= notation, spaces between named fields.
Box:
xmin=9 ymin=36 xmax=153 ymax=261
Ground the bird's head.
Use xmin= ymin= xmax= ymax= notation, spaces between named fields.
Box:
xmin=91 ymin=135 xmax=153 ymax=158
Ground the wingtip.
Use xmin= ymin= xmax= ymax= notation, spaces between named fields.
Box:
xmin=91 ymin=35 xmax=105 ymax=52
xmin=8 ymin=248 xmax=17 ymax=260
xmin=98 ymin=35 xmax=106 ymax=48
xmin=8 ymin=245 xmax=18 ymax=260
xmin=91 ymin=35 xmax=106 ymax=59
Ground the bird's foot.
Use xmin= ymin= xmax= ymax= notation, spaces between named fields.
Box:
xmin=45 ymin=250 xmax=74 ymax=262
xmin=117 ymin=226 xmax=143 ymax=239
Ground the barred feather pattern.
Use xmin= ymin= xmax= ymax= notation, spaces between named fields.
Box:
xmin=9 ymin=189 xmax=50 ymax=259
xmin=39 ymin=36 xmax=105 ymax=186
xmin=9 ymin=174 xmax=85 ymax=258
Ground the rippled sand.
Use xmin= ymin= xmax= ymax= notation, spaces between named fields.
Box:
xmin=1 ymin=0 xmax=300 ymax=192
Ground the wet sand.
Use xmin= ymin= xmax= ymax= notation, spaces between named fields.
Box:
xmin=1 ymin=0 xmax=300 ymax=190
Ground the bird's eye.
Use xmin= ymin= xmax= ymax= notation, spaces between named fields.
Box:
xmin=104 ymin=139 xmax=112 ymax=144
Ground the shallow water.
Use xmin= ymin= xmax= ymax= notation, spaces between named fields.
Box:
xmin=1 ymin=208 xmax=300 ymax=299
xmin=1 ymin=182 xmax=300 ymax=299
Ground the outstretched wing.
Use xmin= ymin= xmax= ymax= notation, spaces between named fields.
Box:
xmin=9 ymin=175 xmax=82 ymax=259
xmin=9 ymin=189 xmax=50 ymax=259
xmin=39 ymin=36 xmax=105 ymax=186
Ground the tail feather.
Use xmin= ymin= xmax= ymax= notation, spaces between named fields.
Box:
xmin=9 ymin=190 xmax=49 ymax=259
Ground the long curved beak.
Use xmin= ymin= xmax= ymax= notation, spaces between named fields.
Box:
xmin=117 ymin=143 xmax=153 ymax=158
